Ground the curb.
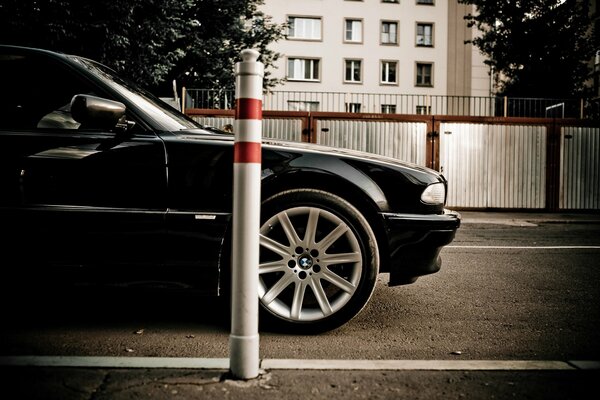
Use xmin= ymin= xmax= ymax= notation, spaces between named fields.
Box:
xmin=1 ymin=356 xmax=599 ymax=371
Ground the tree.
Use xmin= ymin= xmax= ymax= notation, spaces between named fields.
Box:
xmin=165 ymin=0 xmax=285 ymax=93
xmin=0 ymin=0 xmax=284 ymax=93
xmin=459 ymin=0 xmax=597 ymax=98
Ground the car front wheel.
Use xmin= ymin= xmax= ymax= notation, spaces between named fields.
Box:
xmin=258 ymin=189 xmax=379 ymax=333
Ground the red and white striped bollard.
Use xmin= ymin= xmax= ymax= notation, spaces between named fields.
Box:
xmin=229 ymin=49 xmax=263 ymax=380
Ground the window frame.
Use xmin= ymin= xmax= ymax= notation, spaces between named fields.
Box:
xmin=286 ymin=15 xmax=323 ymax=41
xmin=416 ymin=22 xmax=434 ymax=47
xmin=381 ymin=104 xmax=397 ymax=114
xmin=415 ymin=62 xmax=434 ymax=87
xmin=287 ymin=100 xmax=320 ymax=112
xmin=345 ymin=102 xmax=362 ymax=113
xmin=286 ymin=57 xmax=321 ymax=82
xmin=380 ymin=20 xmax=399 ymax=45
xmin=344 ymin=59 xmax=363 ymax=84
xmin=416 ymin=105 xmax=432 ymax=115
xmin=344 ymin=18 xmax=364 ymax=44
xmin=380 ymin=60 xmax=399 ymax=85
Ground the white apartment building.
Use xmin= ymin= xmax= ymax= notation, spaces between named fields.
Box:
xmin=260 ymin=0 xmax=490 ymax=113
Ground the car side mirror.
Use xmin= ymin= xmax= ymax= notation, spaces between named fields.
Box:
xmin=70 ymin=94 xmax=126 ymax=131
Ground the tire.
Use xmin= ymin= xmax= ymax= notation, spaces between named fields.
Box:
xmin=258 ymin=189 xmax=379 ymax=333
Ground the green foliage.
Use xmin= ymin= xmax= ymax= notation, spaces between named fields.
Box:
xmin=459 ymin=0 xmax=597 ymax=98
xmin=167 ymin=0 xmax=285 ymax=92
xmin=0 ymin=0 xmax=284 ymax=93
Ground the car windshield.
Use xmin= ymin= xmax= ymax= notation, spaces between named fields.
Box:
xmin=70 ymin=56 xmax=201 ymax=131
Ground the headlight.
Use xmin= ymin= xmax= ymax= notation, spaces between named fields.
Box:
xmin=421 ymin=182 xmax=446 ymax=205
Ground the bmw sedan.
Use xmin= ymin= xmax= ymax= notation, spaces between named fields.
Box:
xmin=0 ymin=45 xmax=460 ymax=333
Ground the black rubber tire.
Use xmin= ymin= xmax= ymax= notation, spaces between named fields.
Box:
xmin=258 ymin=189 xmax=379 ymax=334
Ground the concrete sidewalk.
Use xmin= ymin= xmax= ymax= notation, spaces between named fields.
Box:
xmin=457 ymin=210 xmax=600 ymax=225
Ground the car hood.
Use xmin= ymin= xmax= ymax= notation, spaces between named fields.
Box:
xmin=176 ymin=129 xmax=443 ymax=182
xmin=263 ymin=137 xmax=441 ymax=178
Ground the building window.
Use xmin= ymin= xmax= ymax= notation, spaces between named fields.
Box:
xmin=382 ymin=0 xmax=399 ymax=3
xmin=288 ymin=101 xmax=320 ymax=112
xmin=345 ymin=103 xmax=362 ymax=113
xmin=416 ymin=105 xmax=431 ymax=115
xmin=381 ymin=104 xmax=397 ymax=114
xmin=381 ymin=21 xmax=398 ymax=45
xmin=416 ymin=0 xmax=434 ymax=4
xmin=416 ymin=62 xmax=433 ymax=87
xmin=416 ymin=23 xmax=433 ymax=47
xmin=345 ymin=59 xmax=362 ymax=83
xmin=380 ymin=60 xmax=398 ymax=84
xmin=344 ymin=19 xmax=363 ymax=43
xmin=287 ymin=16 xmax=322 ymax=40
xmin=287 ymin=58 xmax=320 ymax=81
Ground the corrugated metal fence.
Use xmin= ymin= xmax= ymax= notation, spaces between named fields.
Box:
xmin=316 ymin=120 xmax=426 ymax=165
xmin=186 ymin=108 xmax=599 ymax=211
xmin=560 ymin=127 xmax=600 ymax=209
xmin=439 ymin=123 xmax=547 ymax=209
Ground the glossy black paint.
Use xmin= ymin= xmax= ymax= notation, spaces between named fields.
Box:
xmin=0 ymin=45 xmax=460 ymax=293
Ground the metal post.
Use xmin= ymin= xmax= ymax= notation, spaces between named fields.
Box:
xmin=229 ymin=49 xmax=264 ymax=380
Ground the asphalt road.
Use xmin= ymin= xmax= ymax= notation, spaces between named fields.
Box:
xmin=2 ymin=218 xmax=600 ymax=361
xmin=1 ymin=213 xmax=599 ymax=399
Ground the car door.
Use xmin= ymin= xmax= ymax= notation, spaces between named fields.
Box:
xmin=0 ymin=49 xmax=167 ymax=285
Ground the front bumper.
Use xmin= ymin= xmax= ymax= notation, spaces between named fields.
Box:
xmin=380 ymin=209 xmax=461 ymax=286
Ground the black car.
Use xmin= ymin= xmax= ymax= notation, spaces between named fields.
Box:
xmin=0 ymin=45 xmax=460 ymax=333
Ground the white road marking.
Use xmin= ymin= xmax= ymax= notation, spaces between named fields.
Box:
xmin=447 ymin=245 xmax=600 ymax=249
xmin=461 ymin=219 xmax=539 ymax=227
xmin=1 ymin=356 xmax=597 ymax=371
xmin=0 ymin=356 xmax=229 ymax=369
xmin=262 ymin=359 xmax=577 ymax=371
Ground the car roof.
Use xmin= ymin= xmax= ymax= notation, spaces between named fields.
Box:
xmin=0 ymin=44 xmax=69 ymax=58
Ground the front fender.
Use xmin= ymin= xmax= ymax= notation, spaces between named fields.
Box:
xmin=261 ymin=149 xmax=390 ymax=213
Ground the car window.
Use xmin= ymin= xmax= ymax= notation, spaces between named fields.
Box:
xmin=72 ymin=57 xmax=200 ymax=131
xmin=0 ymin=53 xmax=95 ymax=131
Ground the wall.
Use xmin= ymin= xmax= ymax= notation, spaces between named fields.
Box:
xmin=260 ymin=0 xmax=450 ymax=97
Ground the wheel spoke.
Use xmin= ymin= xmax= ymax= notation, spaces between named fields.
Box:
xmin=259 ymin=260 xmax=287 ymax=275
xmin=260 ymin=234 xmax=290 ymax=258
xmin=304 ymin=208 xmax=320 ymax=246
xmin=259 ymin=199 xmax=374 ymax=325
xmin=290 ymin=281 xmax=307 ymax=320
xmin=310 ymin=278 xmax=333 ymax=316
xmin=321 ymin=251 xmax=362 ymax=265
xmin=262 ymin=273 xmax=295 ymax=305
xmin=317 ymin=222 xmax=349 ymax=252
xmin=278 ymin=211 xmax=302 ymax=246
xmin=321 ymin=268 xmax=357 ymax=294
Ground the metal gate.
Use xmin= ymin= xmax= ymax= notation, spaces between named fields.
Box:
xmin=439 ymin=122 xmax=547 ymax=209
xmin=560 ymin=126 xmax=600 ymax=209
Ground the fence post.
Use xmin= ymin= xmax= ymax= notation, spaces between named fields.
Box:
xmin=426 ymin=95 xmax=431 ymax=115
xmin=181 ymin=87 xmax=187 ymax=113
xmin=229 ymin=49 xmax=264 ymax=380
xmin=503 ymin=96 xmax=508 ymax=118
